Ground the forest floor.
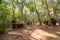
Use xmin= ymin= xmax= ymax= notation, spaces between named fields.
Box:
xmin=0 ymin=25 xmax=60 ymax=40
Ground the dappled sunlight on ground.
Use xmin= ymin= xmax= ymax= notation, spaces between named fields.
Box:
xmin=31 ymin=29 xmax=59 ymax=40
xmin=1 ymin=25 xmax=60 ymax=40
xmin=56 ymin=32 xmax=60 ymax=34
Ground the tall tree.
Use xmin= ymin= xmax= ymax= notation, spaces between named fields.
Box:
xmin=12 ymin=0 xmax=16 ymax=20
xmin=50 ymin=0 xmax=59 ymax=25
xmin=34 ymin=0 xmax=42 ymax=25
xmin=45 ymin=0 xmax=52 ymax=26
xmin=12 ymin=0 xmax=17 ymax=28
xmin=16 ymin=0 xmax=24 ymax=21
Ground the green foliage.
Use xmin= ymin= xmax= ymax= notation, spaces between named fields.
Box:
xmin=38 ymin=0 xmax=44 ymax=7
xmin=57 ymin=0 xmax=60 ymax=4
xmin=0 ymin=3 xmax=11 ymax=28
xmin=0 ymin=0 xmax=60 ymax=27
xmin=25 ymin=1 xmax=35 ymax=12
xmin=0 ymin=0 xmax=2 ymax=3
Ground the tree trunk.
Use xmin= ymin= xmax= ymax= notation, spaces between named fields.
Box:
xmin=12 ymin=0 xmax=17 ymax=29
xmin=34 ymin=0 xmax=42 ymax=25
xmin=21 ymin=2 xmax=24 ymax=21
xmin=45 ymin=0 xmax=52 ymax=26
xmin=50 ymin=0 xmax=59 ymax=25
xmin=16 ymin=0 xmax=20 ymax=20
xmin=16 ymin=0 xmax=24 ymax=21
xmin=12 ymin=0 xmax=16 ymax=20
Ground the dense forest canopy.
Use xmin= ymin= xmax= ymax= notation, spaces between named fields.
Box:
xmin=0 ymin=0 xmax=60 ymax=28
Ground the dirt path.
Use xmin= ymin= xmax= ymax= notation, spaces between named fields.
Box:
xmin=0 ymin=25 xmax=60 ymax=40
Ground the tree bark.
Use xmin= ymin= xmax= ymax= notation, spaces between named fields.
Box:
xmin=34 ymin=0 xmax=42 ymax=25
xmin=12 ymin=0 xmax=17 ymax=29
xmin=12 ymin=0 xmax=16 ymax=20
xmin=45 ymin=0 xmax=52 ymax=26
xmin=50 ymin=0 xmax=59 ymax=25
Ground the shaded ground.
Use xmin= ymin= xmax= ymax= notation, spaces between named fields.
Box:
xmin=0 ymin=25 xmax=60 ymax=40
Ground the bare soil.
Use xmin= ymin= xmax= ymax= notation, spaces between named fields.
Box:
xmin=0 ymin=25 xmax=60 ymax=40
